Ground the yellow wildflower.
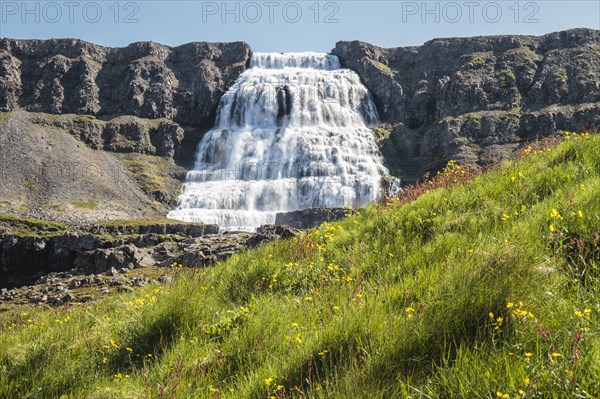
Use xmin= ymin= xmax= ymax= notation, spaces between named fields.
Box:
xmin=566 ymin=370 xmax=574 ymax=378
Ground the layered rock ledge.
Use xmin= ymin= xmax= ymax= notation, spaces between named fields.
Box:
xmin=333 ymin=28 xmax=600 ymax=180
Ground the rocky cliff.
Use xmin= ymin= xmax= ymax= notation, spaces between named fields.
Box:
xmin=0 ymin=38 xmax=252 ymax=129
xmin=0 ymin=39 xmax=251 ymax=222
xmin=333 ymin=28 xmax=600 ymax=181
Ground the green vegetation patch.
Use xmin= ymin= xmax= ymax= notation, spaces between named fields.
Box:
xmin=117 ymin=153 xmax=185 ymax=204
xmin=464 ymin=112 xmax=483 ymax=126
xmin=471 ymin=56 xmax=485 ymax=66
xmin=0 ymin=214 xmax=68 ymax=237
xmin=376 ymin=61 xmax=392 ymax=74
xmin=71 ymin=197 xmax=97 ymax=209
xmin=498 ymin=69 xmax=516 ymax=88
xmin=76 ymin=114 xmax=98 ymax=123
xmin=373 ymin=126 xmax=391 ymax=140
xmin=0 ymin=111 xmax=11 ymax=124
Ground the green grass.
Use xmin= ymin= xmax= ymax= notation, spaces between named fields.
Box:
xmin=1 ymin=134 xmax=600 ymax=398
xmin=0 ymin=214 xmax=68 ymax=237
xmin=471 ymin=56 xmax=485 ymax=66
xmin=376 ymin=61 xmax=392 ymax=74
xmin=0 ymin=111 xmax=11 ymax=124
xmin=71 ymin=198 xmax=97 ymax=210
xmin=122 ymin=158 xmax=166 ymax=195
xmin=373 ymin=126 xmax=391 ymax=140
xmin=118 ymin=153 xmax=186 ymax=204
xmin=77 ymin=114 xmax=98 ymax=123
xmin=498 ymin=70 xmax=516 ymax=89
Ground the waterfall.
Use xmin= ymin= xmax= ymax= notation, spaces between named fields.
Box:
xmin=168 ymin=52 xmax=389 ymax=231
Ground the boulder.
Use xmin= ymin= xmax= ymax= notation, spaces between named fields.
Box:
xmin=275 ymin=208 xmax=352 ymax=229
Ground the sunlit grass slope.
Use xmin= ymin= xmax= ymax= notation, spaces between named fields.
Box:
xmin=1 ymin=133 xmax=599 ymax=399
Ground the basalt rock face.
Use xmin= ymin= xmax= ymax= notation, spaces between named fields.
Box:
xmin=0 ymin=222 xmax=300 ymax=289
xmin=31 ymin=112 xmax=202 ymax=162
xmin=275 ymin=207 xmax=354 ymax=229
xmin=333 ymin=28 xmax=600 ymax=181
xmin=0 ymin=39 xmax=252 ymax=127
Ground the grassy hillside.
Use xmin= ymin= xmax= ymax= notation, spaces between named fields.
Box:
xmin=1 ymin=133 xmax=599 ymax=399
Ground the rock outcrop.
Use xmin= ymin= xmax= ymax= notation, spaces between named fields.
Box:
xmin=333 ymin=28 xmax=600 ymax=181
xmin=275 ymin=207 xmax=354 ymax=229
xmin=28 ymin=112 xmax=203 ymax=165
xmin=0 ymin=222 xmax=300 ymax=289
xmin=0 ymin=39 xmax=252 ymax=129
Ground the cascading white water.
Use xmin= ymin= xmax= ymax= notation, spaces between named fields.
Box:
xmin=168 ymin=52 xmax=389 ymax=231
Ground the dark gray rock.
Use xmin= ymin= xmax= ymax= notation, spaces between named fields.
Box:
xmin=75 ymin=244 xmax=137 ymax=274
xmin=274 ymin=208 xmax=352 ymax=230
xmin=158 ymin=275 xmax=172 ymax=284
xmin=87 ymin=222 xmax=219 ymax=237
xmin=333 ymin=28 xmax=600 ymax=180
xmin=0 ymin=38 xmax=251 ymax=129
xmin=0 ymin=233 xmax=104 ymax=288
xmin=131 ymin=277 xmax=149 ymax=287
xmin=0 ymin=52 xmax=22 ymax=110
xmin=0 ymin=222 xmax=290 ymax=289
xmin=0 ymin=39 xmax=251 ymax=169
xmin=69 ymin=279 xmax=81 ymax=289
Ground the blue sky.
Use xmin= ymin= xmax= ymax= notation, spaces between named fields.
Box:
xmin=1 ymin=1 xmax=598 ymax=51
